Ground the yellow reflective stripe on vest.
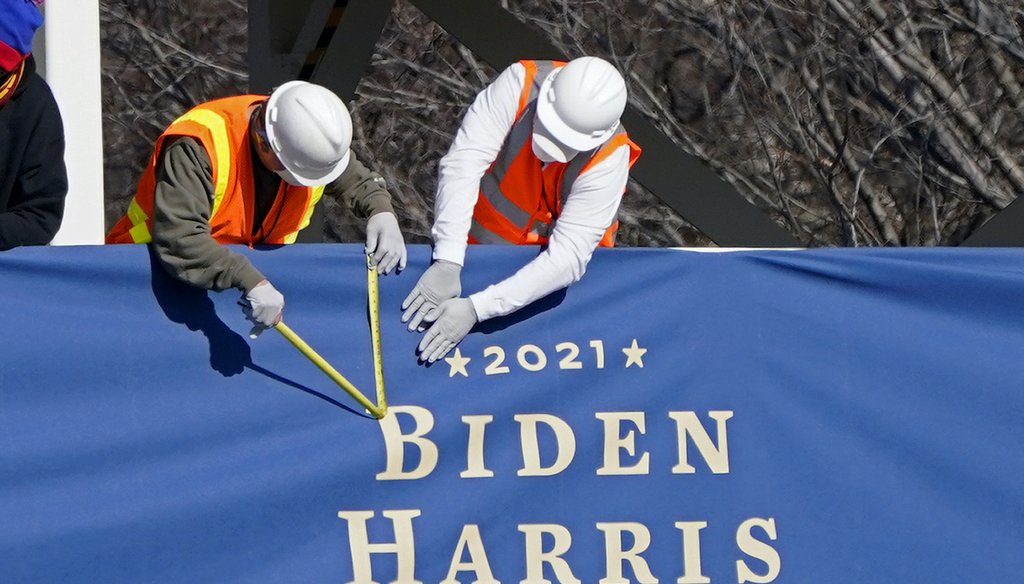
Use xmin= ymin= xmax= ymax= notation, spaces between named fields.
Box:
xmin=282 ymin=185 xmax=326 ymax=244
xmin=173 ymin=109 xmax=231 ymax=217
xmin=126 ymin=198 xmax=152 ymax=243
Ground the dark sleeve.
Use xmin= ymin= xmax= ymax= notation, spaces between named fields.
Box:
xmin=324 ymin=149 xmax=395 ymax=219
xmin=0 ymin=83 xmax=68 ymax=250
xmin=151 ymin=137 xmax=265 ymax=292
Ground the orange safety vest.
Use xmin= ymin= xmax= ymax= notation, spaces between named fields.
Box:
xmin=469 ymin=60 xmax=641 ymax=247
xmin=106 ymin=95 xmax=324 ymax=245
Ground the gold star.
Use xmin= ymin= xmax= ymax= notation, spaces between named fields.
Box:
xmin=445 ymin=347 xmax=472 ymax=378
xmin=622 ymin=339 xmax=647 ymax=368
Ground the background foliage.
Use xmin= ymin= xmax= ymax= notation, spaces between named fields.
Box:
xmin=101 ymin=0 xmax=1024 ymax=247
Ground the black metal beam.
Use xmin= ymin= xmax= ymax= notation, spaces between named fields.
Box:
xmin=960 ymin=198 xmax=1024 ymax=246
xmin=309 ymin=0 xmax=395 ymax=102
xmin=248 ymin=0 xmax=334 ymax=93
xmin=292 ymin=0 xmax=393 ymax=242
xmin=408 ymin=0 xmax=799 ymax=247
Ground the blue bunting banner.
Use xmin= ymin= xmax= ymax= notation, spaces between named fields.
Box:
xmin=1 ymin=244 xmax=1022 ymax=583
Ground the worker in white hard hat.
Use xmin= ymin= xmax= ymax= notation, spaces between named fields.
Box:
xmin=108 ymin=81 xmax=406 ymax=337
xmin=402 ymin=57 xmax=641 ymax=362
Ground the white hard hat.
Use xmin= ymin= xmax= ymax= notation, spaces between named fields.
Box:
xmin=264 ymin=80 xmax=352 ymax=186
xmin=534 ymin=56 xmax=627 ymax=161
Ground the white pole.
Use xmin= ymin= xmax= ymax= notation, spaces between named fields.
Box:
xmin=42 ymin=0 xmax=105 ymax=246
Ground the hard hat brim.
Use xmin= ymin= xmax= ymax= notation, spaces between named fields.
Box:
xmin=276 ymin=149 xmax=350 ymax=187
xmin=535 ymin=70 xmax=618 ymax=153
xmin=531 ymin=120 xmax=578 ymax=164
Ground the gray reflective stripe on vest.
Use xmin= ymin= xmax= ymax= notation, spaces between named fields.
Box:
xmin=476 ymin=99 xmax=539 ymax=231
xmin=490 ymin=101 xmax=536 ymax=181
xmin=529 ymin=219 xmax=551 ymax=238
xmin=469 ymin=220 xmax=510 ymax=244
xmin=558 ymin=124 xmax=629 ymax=206
xmin=485 ymin=60 xmax=557 ymax=187
xmin=480 ymin=172 xmax=532 ymax=228
xmin=527 ymin=60 xmax=557 ymax=102
xmin=558 ymin=144 xmax=599 ymax=205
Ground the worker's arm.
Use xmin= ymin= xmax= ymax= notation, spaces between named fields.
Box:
xmin=0 ymin=75 xmax=68 ymax=251
xmin=432 ymin=63 xmax=524 ymax=266
xmin=324 ymin=150 xmax=405 ymax=273
xmin=467 ymin=145 xmax=631 ymax=321
xmin=323 ymin=149 xmax=395 ymax=219
xmin=151 ymin=136 xmax=265 ymax=292
xmin=402 ymin=64 xmax=522 ymax=330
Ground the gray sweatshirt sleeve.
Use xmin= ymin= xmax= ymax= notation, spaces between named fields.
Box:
xmin=151 ymin=137 xmax=265 ymax=293
xmin=324 ymin=149 xmax=396 ymax=219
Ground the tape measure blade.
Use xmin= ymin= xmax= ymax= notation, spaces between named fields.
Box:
xmin=367 ymin=256 xmax=387 ymax=410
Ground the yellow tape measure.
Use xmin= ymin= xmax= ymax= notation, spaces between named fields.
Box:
xmin=273 ymin=254 xmax=388 ymax=419
xmin=366 ymin=254 xmax=387 ymax=413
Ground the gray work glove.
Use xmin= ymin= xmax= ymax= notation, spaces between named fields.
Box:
xmin=418 ymin=297 xmax=478 ymax=363
xmin=401 ymin=259 xmax=462 ymax=332
xmin=241 ymin=279 xmax=284 ymax=339
xmin=365 ymin=212 xmax=407 ymax=275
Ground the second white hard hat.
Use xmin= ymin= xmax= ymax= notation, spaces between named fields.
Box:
xmin=264 ymin=80 xmax=352 ymax=187
xmin=535 ymin=56 xmax=627 ymax=159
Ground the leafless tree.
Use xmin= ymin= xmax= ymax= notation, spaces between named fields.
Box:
xmin=101 ymin=0 xmax=1024 ymax=247
xmin=503 ymin=0 xmax=1024 ymax=245
xmin=100 ymin=0 xmax=247 ymax=228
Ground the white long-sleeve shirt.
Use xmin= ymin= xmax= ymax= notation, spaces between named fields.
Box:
xmin=433 ymin=63 xmax=631 ymax=322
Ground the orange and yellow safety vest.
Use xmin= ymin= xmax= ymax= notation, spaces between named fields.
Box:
xmin=469 ymin=60 xmax=641 ymax=247
xmin=106 ymin=95 xmax=323 ymax=245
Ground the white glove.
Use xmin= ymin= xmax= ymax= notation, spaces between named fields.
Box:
xmin=401 ymin=260 xmax=462 ymax=332
xmin=365 ymin=212 xmax=407 ymax=275
xmin=242 ymin=279 xmax=284 ymax=338
xmin=418 ymin=298 xmax=478 ymax=363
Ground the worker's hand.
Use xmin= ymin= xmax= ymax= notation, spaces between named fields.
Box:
xmin=241 ymin=279 xmax=284 ymax=339
xmin=401 ymin=260 xmax=462 ymax=332
xmin=365 ymin=212 xmax=407 ymax=275
xmin=418 ymin=298 xmax=478 ymax=363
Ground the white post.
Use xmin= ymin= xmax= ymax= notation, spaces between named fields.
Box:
xmin=41 ymin=0 xmax=105 ymax=245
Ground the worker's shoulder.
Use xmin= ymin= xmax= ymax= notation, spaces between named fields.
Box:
xmin=11 ymin=71 xmax=59 ymax=113
xmin=157 ymin=135 xmax=212 ymax=173
xmin=1 ymin=73 xmax=61 ymax=141
xmin=483 ymin=61 xmax=528 ymax=95
xmin=500 ymin=61 xmax=528 ymax=79
xmin=163 ymin=134 xmax=204 ymax=150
